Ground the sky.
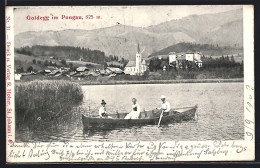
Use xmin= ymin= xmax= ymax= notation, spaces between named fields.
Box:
xmin=13 ymin=5 xmax=243 ymax=35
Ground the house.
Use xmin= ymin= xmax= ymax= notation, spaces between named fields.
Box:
xmin=48 ymin=70 xmax=61 ymax=76
xmin=60 ymin=67 xmax=70 ymax=71
xmin=169 ymin=52 xmax=176 ymax=63
xmin=105 ymin=67 xmax=123 ymax=74
xmin=169 ymin=51 xmax=203 ymax=69
xmin=15 ymin=74 xmax=22 ymax=80
xmin=54 ymin=73 xmax=62 ymax=77
xmin=79 ymin=71 xmax=89 ymax=77
xmin=109 ymin=74 xmax=117 ymax=77
xmin=99 ymin=70 xmax=107 ymax=76
xmin=124 ymin=61 xmax=136 ymax=75
xmin=73 ymin=73 xmax=83 ymax=77
xmin=87 ymin=71 xmax=99 ymax=77
xmin=69 ymin=71 xmax=78 ymax=77
xmin=76 ymin=67 xmax=89 ymax=72
xmin=194 ymin=52 xmax=202 ymax=61
xmin=186 ymin=52 xmax=194 ymax=61
xmin=44 ymin=69 xmax=52 ymax=74
xmin=124 ymin=43 xmax=148 ymax=76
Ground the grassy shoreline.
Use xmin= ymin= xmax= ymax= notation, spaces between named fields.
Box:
xmin=74 ymin=78 xmax=244 ymax=85
xmin=15 ymin=80 xmax=84 ymax=132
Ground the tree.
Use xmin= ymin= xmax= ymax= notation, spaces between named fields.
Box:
xmin=108 ymin=55 xmax=113 ymax=61
xmin=44 ymin=60 xmax=49 ymax=66
xmin=113 ymin=56 xmax=117 ymax=61
xmin=69 ymin=63 xmax=73 ymax=69
xmin=60 ymin=59 xmax=67 ymax=66
xmin=103 ymin=62 xmax=108 ymax=68
xmin=32 ymin=59 xmax=36 ymax=64
xmin=27 ymin=66 xmax=33 ymax=72
xmin=240 ymin=60 xmax=244 ymax=72
xmin=230 ymin=55 xmax=235 ymax=67
xmin=37 ymin=60 xmax=42 ymax=65
xmin=16 ymin=67 xmax=24 ymax=73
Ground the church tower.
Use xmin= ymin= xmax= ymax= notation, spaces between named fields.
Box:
xmin=136 ymin=43 xmax=142 ymax=75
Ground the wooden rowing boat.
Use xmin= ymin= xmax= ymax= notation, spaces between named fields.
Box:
xmin=82 ymin=105 xmax=198 ymax=130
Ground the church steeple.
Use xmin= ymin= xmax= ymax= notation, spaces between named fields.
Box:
xmin=137 ymin=42 xmax=140 ymax=54
xmin=136 ymin=42 xmax=142 ymax=75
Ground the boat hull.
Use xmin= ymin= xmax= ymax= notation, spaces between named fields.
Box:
xmin=82 ymin=105 xmax=197 ymax=130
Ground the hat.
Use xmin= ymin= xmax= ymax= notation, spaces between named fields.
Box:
xmin=101 ymin=100 xmax=106 ymax=104
xmin=160 ymin=95 xmax=166 ymax=99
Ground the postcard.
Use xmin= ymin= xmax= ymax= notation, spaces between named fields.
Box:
xmin=6 ymin=5 xmax=254 ymax=162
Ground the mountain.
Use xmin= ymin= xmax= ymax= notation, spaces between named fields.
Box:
xmin=15 ymin=8 xmax=243 ymax=60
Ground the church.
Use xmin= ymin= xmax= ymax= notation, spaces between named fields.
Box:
xmin=124 ymin=43 xmax=147 ymax=76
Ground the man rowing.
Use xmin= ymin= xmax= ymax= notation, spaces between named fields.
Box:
xmin=124 ymin=98 xmax=141 ymax=119
xmin=159 ymin=95 xmax=171 ymax=116
xmin=156 ymin=95 xmax=171 ymax=127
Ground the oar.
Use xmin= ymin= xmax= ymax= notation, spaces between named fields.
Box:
xmin=157 ymin=110 xmax=164 ymax=128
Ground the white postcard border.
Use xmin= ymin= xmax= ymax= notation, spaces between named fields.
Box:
xmin=6 ymin=5 xmax=254 ymax=162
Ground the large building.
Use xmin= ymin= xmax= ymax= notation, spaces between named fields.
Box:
xmin=169 ymin=51 xmax=203 ymax=69
xmin=124 ymin=43 xmax=147 ymax=75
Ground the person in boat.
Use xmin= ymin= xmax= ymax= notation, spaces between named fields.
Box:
xmin=124 ymin=98 xmax=141 ymax=119
xmin=99 ymin=100 xmax=111 ymax=118
xmin=159 ymin=95 xmax=171 ymax=116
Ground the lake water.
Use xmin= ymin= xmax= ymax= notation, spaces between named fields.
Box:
xmin=16 ymin=82 xmax=244 ymax=142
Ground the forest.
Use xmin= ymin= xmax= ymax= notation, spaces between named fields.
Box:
xmin=15 ymin=45 xmax=128 ymax=65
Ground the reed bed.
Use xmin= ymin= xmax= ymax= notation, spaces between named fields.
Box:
xmin=15 ymin=80 xmax=84 ymax=131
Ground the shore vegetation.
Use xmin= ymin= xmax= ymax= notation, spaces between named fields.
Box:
xmin=15 ymin=80 xmax=84 ymax=132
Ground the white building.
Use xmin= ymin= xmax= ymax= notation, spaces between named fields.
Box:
xmin=186 ymin=52 xmax=194 ymax=61
xmin=169 ymin=52 xmax=176 ymax=63
xmin=194 ymin=52 xmax=202 ymax=60
xmin=15 ymin=74 xmax=22 ymax=80
xmin=76 ymin=67 xmax=89 ymax=72
xmin=124 ymin=43 xmax=147 ymax=75
xmin=105 ymin=67 xmax=123 ymax=74
xmin=169 ymin=51 xmax=203 ymax=68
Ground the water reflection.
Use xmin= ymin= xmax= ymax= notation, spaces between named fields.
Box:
xmin=83 ymin=129 xmax=112 ymax=139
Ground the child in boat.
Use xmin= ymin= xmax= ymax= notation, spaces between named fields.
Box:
xmin=99 ymin=100 xmax=111 ymax=118
xmin=124 ymin=98 xmax=141 ymax=119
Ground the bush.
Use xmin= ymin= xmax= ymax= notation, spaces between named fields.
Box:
xmin=60 ymin=59 xmax=67 ymax=66
xmin=44 ymin=60 xmax=49 ymax=66
xmin=37 ymin=60 xmax=42 ymax=65
xmin=15 ymin=80 xmax=84 ymax=131
xmin=32 ymin=59 xmax=36 ymax=64
xmin=196 ymin=74 xmax=207 ymax=79
xmin=27 ymin=66 xmax=33 ymax=72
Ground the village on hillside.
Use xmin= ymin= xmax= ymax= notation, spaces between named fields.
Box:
xmin=14 ymin=43 xmax=243 ymax=81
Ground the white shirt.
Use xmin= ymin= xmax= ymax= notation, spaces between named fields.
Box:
xmin=124 ymin=103 xmax=141 ymax=119
xmin=161 ymin=101 xmax=171 ymax=112
xmin=132 ymin=103 xmax=141 ymax=113
xmin=99 ymin=106 xmax=106 ymax=117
